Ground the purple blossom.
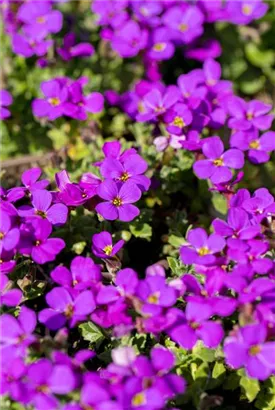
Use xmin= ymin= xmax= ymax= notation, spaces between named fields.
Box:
xmin=0 ymin=89 xmax=13 ymax=119
xmin=226 ymin=0 xmax=268 ymax=24
xmin=12 ymin=33 xmax=53 ymax=58
xmin=39 ymin=287 xmax=96 ymax=330
xmin=147 ymin=28 xmax=175 ymax=61
xmin=57 ymin=32 xmax=94 ymax=61
xmin=111 ymin=21 xmax=148 ymax=58
xmin=193 ymin=137 xmax=244 ymax=184
xmin=0 ymin=212 xmax=20 ymax=253
xmin=212 ymin=208 xmax=260 ymax=240
xmin=227 ymin=97 xmax=274 ymax=131
xmin=19 ymin=189 xmax=68 ymax=225
xmin=21 ymin=167 xmax=50 ymax=193
xmin=0 ymin=275 xmax=22 ymax=307
xmin=230 ymin=130 xmax=275 ymax=164
xmin=32 ymin=79 xmax=68 ymax=120
xmin=180 ymin=227 xmax=226 ymax=266
xmin=96 ymin=180 xmax=141 ymax=222
xmin=224 ymin=323 xmax=275 ymax=380
xmin=92 ymin=231 xmax=124 ymax=259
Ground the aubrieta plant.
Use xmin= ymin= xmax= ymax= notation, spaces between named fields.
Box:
xmin=1 ymin=1 xmax=275 ymax=410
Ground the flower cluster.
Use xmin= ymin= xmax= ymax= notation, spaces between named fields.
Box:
xmin=32 ymin=77 xmax=104 ymax=121
xmin=93 ymin=0 xmax=267 ymax=70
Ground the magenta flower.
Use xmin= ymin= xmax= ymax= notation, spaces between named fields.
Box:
xmin=50 ymin=256 xmax=101 ymax=289
xmin=164 ymin=103 xmax=193 ymax=135
xmin=27 ymin=359 xmax=75 ymax=410
xmin=92 ymin=231 xmax=124 ymax=259
xmin=224 ymin=323 xmax=275 ymax=380
xmin=168 ymin=301 xmax=224 ymax=349
xmin=148 ymin=28 xmax=175 ymax=61
xmin=17 ymin=1 xmax=63 ymax=37
xmin=180 ymin=227 xmax=225 ymax=266
xmin=0 ymin=187 xmax=25 ymax=203
xmin=39 ymin=287 xmax=96 ymax=330
xmin=212 ymin=208 xmax=260 ymax=240
xmin=111 ymin=21 xmax=148 ymax=58
xmin=19 ymin=218 xmax=65 ymax=264
xmin=18 ymin=189 xmax=68 ymax=225
xmin=0 ymin=307 xmax=36 ymax=355
xmin=137 ymin=86 xmax=180 ymax=122
xmin=230 ymin=130 xmax=275 ymax=164
xmin=193 ymin=137 xmax=244 ymax=184
xmin=100 ymin=154 xmax=150 ymax=192
xmin=21 ymin=167 xmax=50 ymax=193
xmin=0 ymin=89 xmax=13 ymax=119
xmin=57 ymin=32 xmax=94 ymax=61
xmin=32 ymin=79 xmax=68 ymax=120
xmin=0 ymin=212 xmax=20 ymax=253
xmin=226 ymin=0 xmax=268 ymax=24
xmin=227 ymin=97 xmax=274 ymax=131
xmin=96 ymin=180 xmax=141 ymax=222
xmin=12 ymin=33 xmax=53 ymax=58
xmin=163 ymin=5 xmax=204 ymax=44
xmin=0 ymin=275 xmax=22 ymax=307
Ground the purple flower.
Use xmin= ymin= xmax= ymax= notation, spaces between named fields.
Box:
xmin=111 ymin=21 xmax=148 ymax=58
xmin=164 ymin=103 xmax=193 ymax=135
xmin=21 ymin=167 xmax=50 ymax=193
xmin=32 ymin=79 xmax=68 ymax=120
xmin=92 ymin=231 xmax=124 ymax=259
xmin=0 ymin=307 xmax=36 ymax=355
xmin=242 ymin=188 xmax=275 ymax=223
xmin=0 ymin=275 xmax=22 ymax=307
xmin=193 ymin=137 xmax=244 ymax=184
xmin=180 ymin=227 xmax=225 ymax=266
xmin=27 ymin=359 xmax=75 ymax=410
xmin=147 ymin=28 xmax=175 ymax=61
xmin=212 ymin=208 xmax=260 ymax=240
xmin=12 ymin=33 xmax=53 ymax=58
xmin=50 ymin=256 xmax=101 ymax=289
xmin=19 ymin=189 xmax=68 ymax=225
xmin=0 ymin=355 xmax=27 ymax=404
xmin=96 ymin=180 xmax=141 ymax=222
xmin=39 ymin=287 xmax=96 ymax=330
xmin=0 ymin=89 xmax=13 ymax=119
xmin=0 ymin=187 xmax=25 ymax=203
xmin=224 ymin=323 xmax=275 ymax=380
xmin=168 ymin=301 xmax=224 ymax=349
xmin=17 ymin=1 xmax=62 ymax=37
xmin=100 ymin=154 xmax=150 ymax=192
xmin=19 ymin=218 xmax=65 ymax=264
xmin=137 ymin=86 xmax=180 ymax=122
xmin=230 ymin=130 xmax=275 ymax=164
xmin=163 ymin=5 xmax=204 ymax=44
xmin=0 ymin=212 xmax=20 ymax=253
xmin=57 ymin=32 xmax=94 ymax=61
xmin=227 ymin=97 xmax=274 ymax=131
xmin=226 ymin=0 xmax=268 ymax=24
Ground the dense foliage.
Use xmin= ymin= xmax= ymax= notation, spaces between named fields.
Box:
xmin=1 ymin=1 xmax=275 ymax=409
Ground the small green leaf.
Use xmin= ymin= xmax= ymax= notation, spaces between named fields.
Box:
xmin=245 ymin=43 xmax=275 ymax=68
xmin=72 ymin=241 xmax=86 ymax=255
xmin=129 ymin=222 xmax=152 ymax=241
xmin=79 ymin=321 xmax=104 ymax=344
xmin=240 ymin=375 xmax=260 ymax=402
xmin=212 ymin=362 xmax=226 ymax=379
xmin=167 ymin=257 xmax=184 ymax=276
xmin=211 ymin=194 xmax=228 ymax=215
xmin=168 ymin=234 xmax=186 ymax=247
xmin=193 ymin=342 xmax=216 ymax=363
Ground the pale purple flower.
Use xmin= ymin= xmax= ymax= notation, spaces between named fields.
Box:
xmin=92 ymin=231 xmax=124 ymax=259
xmin=32 ymin=79 xmax=68 ymax=120
xmin=230 ymin=130 xmax=275 ymax=164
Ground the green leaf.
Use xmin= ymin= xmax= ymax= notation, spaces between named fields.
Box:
xmin=129 ymin=222 xmax=152 ymax=240
xmin=211 ymin=194 xmax=228 ymax=215
xmin=224 ymin=372 xmax=241 ymax=390
xmin=193 ymin=342 xmax=216 ymax=363
xmin=168 ymin=234 xmax=186 ymax=247
xmin=167 ymin=257 xmax=184 ymax=277
xmin=245 ymin=43 xmax=275 ymax=68
xmin=79 ymin=321 xmax=105 ymax=344
xmin=240 ymin=375 xmax=260 ymax=402
xmin=212 ymin=362 xmax=226 ymax=379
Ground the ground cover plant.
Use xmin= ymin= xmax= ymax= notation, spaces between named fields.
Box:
xmin=1 ymin=1 xmax=275 ymax=409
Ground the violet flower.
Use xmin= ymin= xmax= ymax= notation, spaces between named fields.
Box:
xmin=111 ymin=21 xmax=148 ymax=58
xmin=0 ymin=275 xmax=22 ymax=307
xmin=0 ymin=212 xmax=20 ymax=253
xmin=193 ymin=137 xmax=244 ymax=184
xmin=0 ymin=89 xmax=13 ymax=119
xmin=21 ymin=167 xmax=50 ymax=194
xmin=32 ymin=79 xmax=68 ymax=120
xmin=57 ymin=32 xmax=94 ymax=61
xmin=180 ymin=227 xmax=225 ymax=266
xmin=96 ymin=180 xmax=141 ymax=222
xmin=230 ymin=130 xmax=275 ymax=164
xmin=92 ymin=231 xmax=124 ymax=259
xmin=224 ymin=323 xmax=275 ymax=380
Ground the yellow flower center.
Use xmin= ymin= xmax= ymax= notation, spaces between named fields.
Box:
xmin=65 ymin=304 xmax=74 ymax=319
xmin=153 ymin=42 xmax=166 ymax=52
xmin=249 ymin=345 xmax=261 ymax=356
xmin=147 ymin=292 xmax=160 ymax=304
xmin=120 ymin=172 xmax=130 ymax=182
xmin=35 ymin=240 xmax=41 ymax=246
xmin=103 ymin=245 xmax=113 ymax=256
xmin=173 ymin=116 xmax=185 ymax=128
xmin=179 ymin=23 xmax=188 ymax=32
xmin=138 ymin=102 xmax=145 ymax=113
xmin=246 ymin=111 xmax=254 ymax=120
xmin=48 ymin=97 xmax=61 ymax=106
xmin=112 ymin=197 xmax=123 ymax=207
xmin=35 ymin=210 xmax=47 ymax=218
xmin=198 ymin=247 xmax=210 ymax=256
xmin=132 ymin=392 xmax=146 ymax=407
xmin=249 ymin=140 xmax=260 ymax=149
xmin=36 ymin=16 xmax=46 ymax=23
xmin=37 ymin=384 xmax=49 ymax=393
xmin=213 ymin=158 xmax=224 ymax=167
xmin=242 ymin=4 xmax=252 ymax=15
xmin=0 ymin=232 xmax=4 ymax=240
xmin=190 ymin=321 xmax=200 ymax=330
